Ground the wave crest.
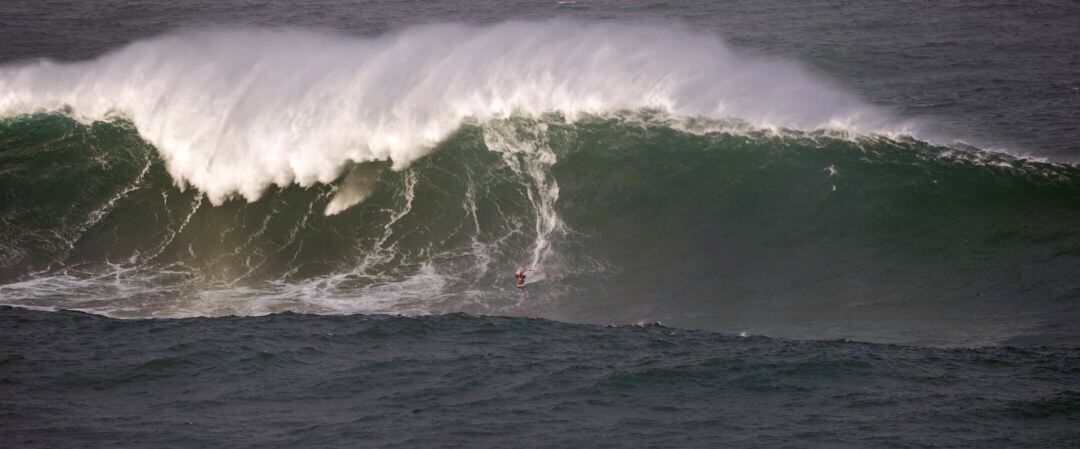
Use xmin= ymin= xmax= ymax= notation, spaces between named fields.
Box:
xmin=0 ymin=21 xmax=913 ymax=204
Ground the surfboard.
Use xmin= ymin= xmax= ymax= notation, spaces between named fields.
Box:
xmin=517 ymin=280 xmax=541 ymax=288
xmin=516 ymin=271 xmax=538 ymax=288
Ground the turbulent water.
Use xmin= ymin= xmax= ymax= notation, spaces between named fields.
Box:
xmin=2 ymin=1 xmax=1079 ymax=447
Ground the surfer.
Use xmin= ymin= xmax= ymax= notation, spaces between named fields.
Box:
xmin=515 ymin=265 xmax=533 ymax=287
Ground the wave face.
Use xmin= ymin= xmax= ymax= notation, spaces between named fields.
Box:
xmin=0 ymin=23 xmax=910 ymax=204
xmin=2 ymin=24 xmax=1079 ymax=345
xmin=2 ymin=109 xmax=1079 ymax=345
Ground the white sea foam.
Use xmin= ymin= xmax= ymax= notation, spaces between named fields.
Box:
xmin=0 ymin=20 xmax=914 ymax=205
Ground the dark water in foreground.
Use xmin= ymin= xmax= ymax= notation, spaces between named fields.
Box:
xmin=2 ymin=307 xmax=1078 ymax=448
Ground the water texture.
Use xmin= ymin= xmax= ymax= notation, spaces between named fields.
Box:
xmin=2 ymin=307 xmax=1078 ymax=449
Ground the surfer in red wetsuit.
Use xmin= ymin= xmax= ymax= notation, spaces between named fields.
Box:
xmin=515 ymin=265 xmax=533 ymax=287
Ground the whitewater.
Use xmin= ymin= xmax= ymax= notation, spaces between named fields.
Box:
xmin=0 ymin=21 xmax=914 ymax=207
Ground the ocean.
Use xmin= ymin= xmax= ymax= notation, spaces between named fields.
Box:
xmin=1 ymin=1 xmax=1078 ymax=447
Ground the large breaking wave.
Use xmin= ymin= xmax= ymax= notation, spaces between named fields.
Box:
xmin=1 ymin=22 xmax=1078 ymax=345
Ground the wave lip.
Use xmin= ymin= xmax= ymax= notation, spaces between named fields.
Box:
xmin=0 ymin=21 xmax=913 ymax=204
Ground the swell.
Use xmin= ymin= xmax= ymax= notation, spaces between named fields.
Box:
xmin=0 ymin=22 xmax=913 ymax=204
xmin=3 ymin=306 xmax=1078 ymax=448
xmin=1 ymin=113 xmax=1079 ymax=345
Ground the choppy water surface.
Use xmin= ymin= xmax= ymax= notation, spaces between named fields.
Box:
xmin=3 ymin=307 xmax=1079 ymax=448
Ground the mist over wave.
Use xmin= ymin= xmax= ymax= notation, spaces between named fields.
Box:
xmin=0 ymin=21 xmax=911 ymax=204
